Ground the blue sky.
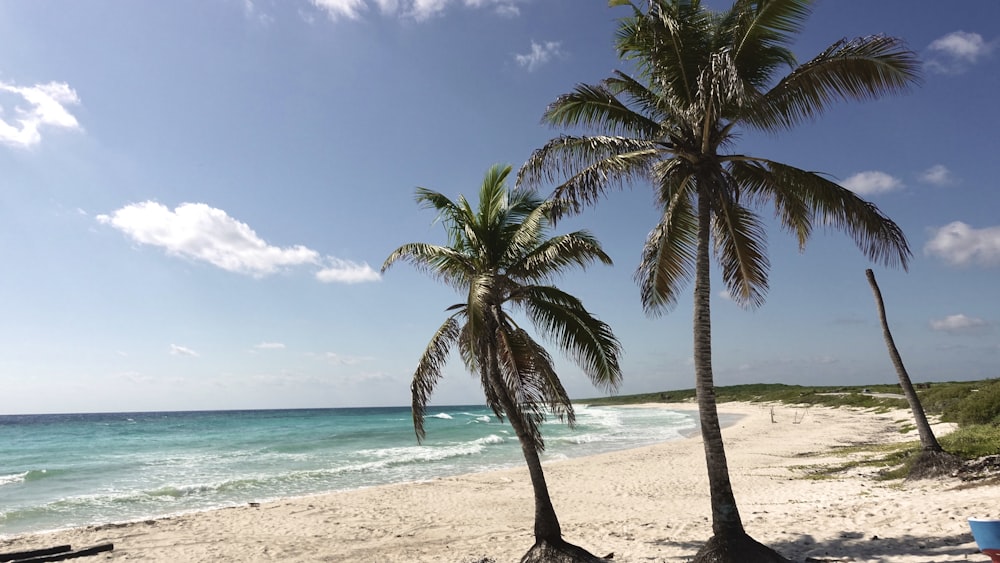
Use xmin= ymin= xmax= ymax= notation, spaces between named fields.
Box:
xmin=1 ymin=0 xmax=997 ymax=414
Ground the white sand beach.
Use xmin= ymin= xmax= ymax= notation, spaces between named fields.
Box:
xmin=1 ymin=402 xmax=993 ymax=562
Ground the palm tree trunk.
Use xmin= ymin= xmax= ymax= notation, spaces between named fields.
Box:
xmin=503 ymin=394 xmax=563 ymax=541
xmin=694 ymin=189 xmax=744 ymax=539
xmin=865 ymin=269 xmax=943 ymax=452
xmin=486 ymin=341 xmax=562 ymax=542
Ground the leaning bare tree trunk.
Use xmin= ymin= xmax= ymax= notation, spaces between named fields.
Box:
xmin=690 ymin=191 xmax=789 ymax=563
xmin=865 ymin=269 xmax=959 ymax=478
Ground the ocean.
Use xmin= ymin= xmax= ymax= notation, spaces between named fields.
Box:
xmin=0 ymin=404 xmax=697 ymax=538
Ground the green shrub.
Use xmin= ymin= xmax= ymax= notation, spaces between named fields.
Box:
xmin=940 ymin=424 xmax=1000 ymax=459
xmin=954 ymin=381 xmax=1000 ymax=426
xmin=919 ymin=382 xmax=980 ymax=421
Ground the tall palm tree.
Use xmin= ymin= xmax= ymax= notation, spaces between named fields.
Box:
xmin=382 ymin=164 xmax=622 ymax=562
xmin=518 ymin=1 xmax=919 ymax=560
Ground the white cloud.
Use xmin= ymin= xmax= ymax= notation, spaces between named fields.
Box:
xmin=241 ymin=0 xmax=275 ymax=24
xmin=97 ymin=201 xmax=320 ymax=277
xmin=99 ymin=201 xmax=380 ymax=283
xmin=515 ymin=40 xmax=563 ymax=71
xmin=311 ymin=0 xmax=367 ymax=20
xmin=929 ymin=31 xmax=991 ymax=62
xmin=170 ymin=344 xmax=200 ymax=357
xmin=919 ymin=164 xmax=956 ymax=187
xmin=316 ymin=257 xmax=381 ymax=283
xmin=325 ymin=352 xmax=367 ymax=365
xmin=840 ymin=171 xmax=903 ymax=196
xmin=925 ymin=221 xmax=1000 ymax=267
xmin=930 ymin=314 xmax=989 ymax=334
xmin=465 ymin=0 xmax=520 ymax=17
xmin=372 ymin=0 xmax=399 ymax=13
xmin=410 ymin=0 xmax=450 ymax=19
xmin=927 ymin=31 xmax=994 ymax=73
xmin=311 ymin=0 xmax=522 ymax=21
xmin=0 ymin=81 xmax=82 ymax=148
xmin=718 ymin=289 xmax=732 ymax=300
xmin=255 ymin=342 xmax=287 ymax=350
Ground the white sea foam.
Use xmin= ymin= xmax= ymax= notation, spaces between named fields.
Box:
xmin=473 ymin=434 xmax=505 ymax=446
xmin=0 ymin=471 xmax=29 ymax=486
xmin=459 ymin=412 xmax=492 ymax=423
xmin=428 ymin=413 xmax=453 ymax=420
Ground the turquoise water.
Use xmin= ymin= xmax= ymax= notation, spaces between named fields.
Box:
xmin=0 ymin=405 xmax=696 ymax=537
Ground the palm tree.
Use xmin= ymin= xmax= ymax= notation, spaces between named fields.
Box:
xmin=518 ymin=1 xmax=919 ymax=560
xmin=865 ymin=269 xmax=960 ymax=478
xmin=382 ymin=164 xmax=623 ymax=562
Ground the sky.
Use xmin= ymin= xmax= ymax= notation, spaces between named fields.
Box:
xmin=1 ymin=0 xmax=998 ymax=415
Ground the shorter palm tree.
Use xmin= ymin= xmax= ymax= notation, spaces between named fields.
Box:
xmin=382 ymin=164 xmax=622 ymax=562
xmin=865 ymin=269 xmax=960 ymax=478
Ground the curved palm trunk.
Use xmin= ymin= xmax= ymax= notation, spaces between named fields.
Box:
xmin=693 ymin=189 xmax=744 ymax=539
xmin=485 ymin=332 xmax=562 ymax=542
xmin=865 ymin=269 xmax=943 ymax=452
xmin=496 ymin=386 xmax=563 ymax=541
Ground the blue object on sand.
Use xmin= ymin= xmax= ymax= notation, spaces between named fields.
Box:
xmin=969 ymin=518 xmax=1000 ymax=562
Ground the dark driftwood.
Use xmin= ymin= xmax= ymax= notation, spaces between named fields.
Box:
xmin=0 ymin=546 xmax=71 ymax=563
xmin=5 ymin=544 xmax=113 ymax=563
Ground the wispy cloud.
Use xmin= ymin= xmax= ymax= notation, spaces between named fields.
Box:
xmin=316 ymin=258 xmax=381 ymax=283
xmin=170 ymin=344 xmax=200 ymax=357
xmin=515 ymin=40 xmax=563 ymax=71
xmin=919 ymin=164 xmax=956 ymax=187
xmin=466 ymin=0 xmax=521 ymax=17
xmin=254 ymin=342 xmax=287 ymax=350
xmin=930 ymin=314 xmax=990 ymax=334
xmin=311 ymin=0 xmax=523 ymax=22
xmin=324 ymin=352 xmax=369 ymax=365
xmin=927 ymin=31 xmax=994 ymax=74
xmin=840 ymin=171 xmax=903 ymax=196
xmin=311 ymin=0 xmax=367 ymax=20
xmin=241 ymin=0 xmax=275 ymax=24
xmin=925 ymin=221 xmax=1000 ymax=267
xmin=0 ymin=81 xmax=82 ymax=148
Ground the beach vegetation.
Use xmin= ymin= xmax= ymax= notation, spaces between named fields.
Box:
xmin=940 ymin=424 xmax=1000 ymax=459
xmin=585 ymin=379 xmax=999 ymax=423
xmin=519 ymin=0 xmax=919 ymax=556
xmin=382 ymin=164 xmax=623 ymax=563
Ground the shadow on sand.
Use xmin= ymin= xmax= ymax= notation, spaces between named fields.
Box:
xmin=643 ymin=529 xmax=984 ymax=562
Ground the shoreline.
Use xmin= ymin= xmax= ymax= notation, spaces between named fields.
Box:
xmin=1 ymin=402 xmax=989 ymax=562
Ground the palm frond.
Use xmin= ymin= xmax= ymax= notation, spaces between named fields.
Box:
xmin=507 ymin=230 xmax=613 ymax=283
xmin=750 ymin=161 xmax=911 ymax=269
xmin=518 ymin=285 xmax=623 ymax=392
xmin=724 ymin=0 xmax=807 ymax=87
xmin=494 ymin=325 xmax=548 ymax=449
xmin=521 ymin=334 xmax=575 ymax=427
xmin=381 ymin=242 xmax=473 ymax=290
xmin=618 ymin=0 xmax=715 ymax=106
xmin=543 ymin=81 xmax=662 ymax=139
xmin=745 ymin=34 xmax=920 ymax=131
xmin=604 ymin=71 xmax=671 ymax=126
xmin=728 ymin=157 xmax=812 ymax=247
xmin=710 ymin=187 xmax=769 ymax=309
xmin=518 ymin=136 xmax=661 ymax=218
xmin=636 ymin=171 xmax=699 ymax=314
xmin=411 ymin=316 xmax=461 ymax=442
